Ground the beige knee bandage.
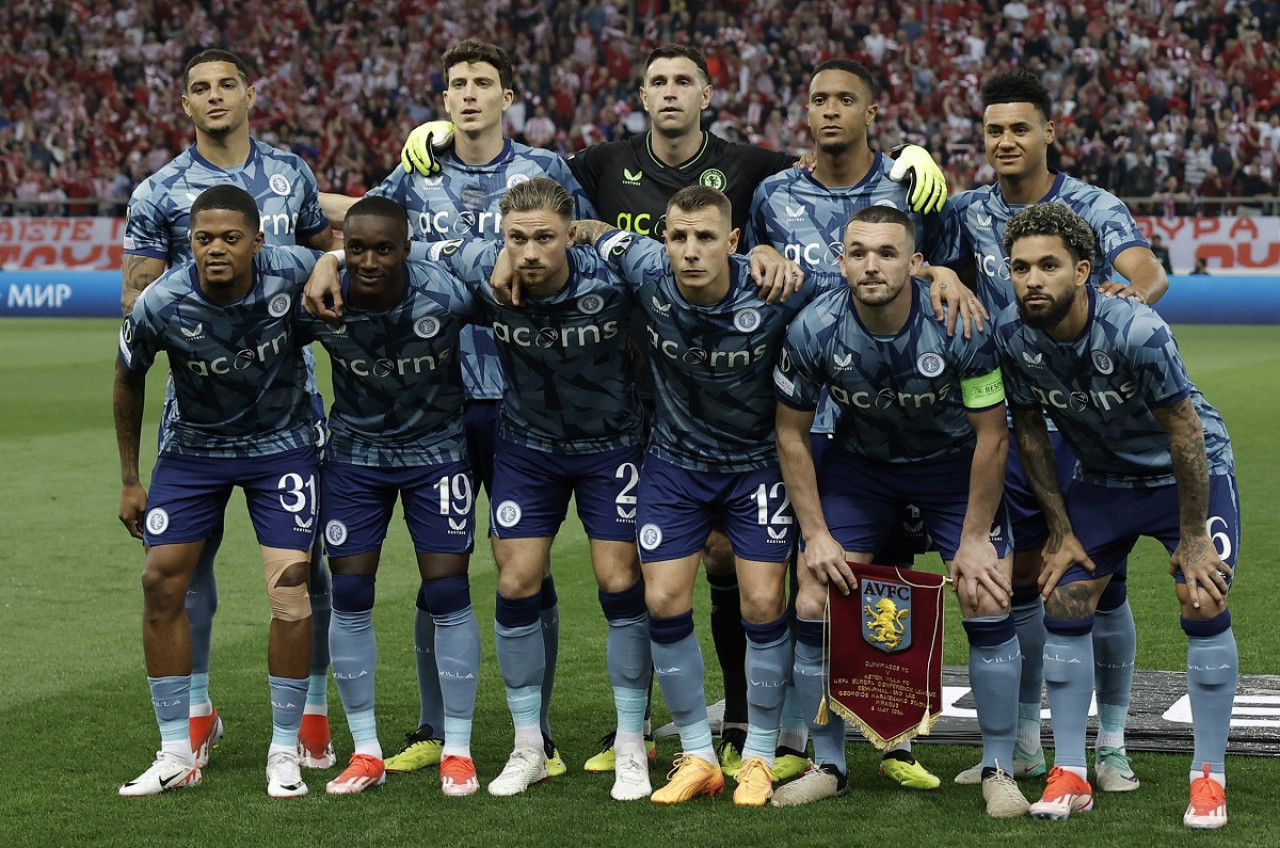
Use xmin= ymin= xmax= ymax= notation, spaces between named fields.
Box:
xmin=263 ymin=548 xmax=311 ymax=622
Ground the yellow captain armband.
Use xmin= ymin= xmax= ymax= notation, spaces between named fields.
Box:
xmin=960 ymin=368 xmax=1006 ymax=409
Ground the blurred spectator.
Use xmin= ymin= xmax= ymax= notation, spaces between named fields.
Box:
xmin=1150 ymin=234 xmax=1174 ymax=274
xmin=2 ymin=0 xmax=1278 ymax=214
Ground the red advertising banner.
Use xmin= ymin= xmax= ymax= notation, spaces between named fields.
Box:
xmin=1135 ymin=215 xmax=1280 ymax=274
xmin=0 ymin=218 xmax=126 ymax=271
xmin=822 ymin=562 xmax=946 ymax=750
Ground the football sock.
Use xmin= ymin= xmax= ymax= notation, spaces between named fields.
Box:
xmin=268 ymin=675 xmax=309 ymax=749
xmin=1042 ymin=619 xmax=1094 ymax=770
xmin=794 ymin=618 xmax=846 ymax=774
xmin=307 ymin=547 xmax=332 ymax=706
xmin=600 ymin=583 xmax=650 ymax=736
xmin=414 ymin=581 xmax=445 ymax=732
xmin=963 ymin=615 xmax=1021 ymax=770
xmin=1011 ymin=584 xmax=1045 ymax=750
xmin=1185 ymin=614 xmax=1237 ymax=777
xmin=186 ymin=525 xmax=223 ymax=697
xmin=426 ymin=575 xmax=479 ymax=758
xmin=1093 ymin=592 xmax=1136 ymax=750
xmin=707 ymin=570 xmax=748 ymax=725
xmin=149 ymin=675 xmax=191 ymax=751
xmin=495 ymin=593 xmax=544 ymax=744
xmin=539 ymin=576 xmax=559 ymax=739
xmin=741 ymin=614 xmax=790 ymax=764
xmin=651 ymin=611 xmax=715 ymax=761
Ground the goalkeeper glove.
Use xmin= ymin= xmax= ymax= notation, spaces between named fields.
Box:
xmin=889 ymin=144 xmax=948 ymax=215
xmin=401 ymin=120 xmax=457 ymax=175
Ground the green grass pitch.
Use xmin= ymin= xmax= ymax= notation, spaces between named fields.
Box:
xmin=1 ymin=319 xmax=1276 ymax=846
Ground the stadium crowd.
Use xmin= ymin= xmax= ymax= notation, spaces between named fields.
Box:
xmin=3 ymin=0 xmax=1279 ymax=216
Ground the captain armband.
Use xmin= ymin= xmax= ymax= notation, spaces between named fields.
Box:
xmin=960 ymin=368 xmax=1006 ymax=410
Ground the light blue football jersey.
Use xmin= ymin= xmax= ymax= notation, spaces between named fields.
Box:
xmin=597 ymin=230 xmax=834 ymax=473
xmin=996 ymin=288 xmax=1233 ymax=487
xmin=123 ymin=140 xmax=330 ymax=263
xmin=119 ymin=245 xmax=320 ymax=457
xmin=370 ymin=139 xmax=598 ymax=402
xmin=937 ymin=172 xmax=1148 ymax=316
xmin=297 ymin=261 xmax=480 ymax=468
xmin=744 ymin=153 xmax=947 ymax=434
xmin=422 ymin=238 xmax=642 ymax=455
xmin=776 ymin=280 xmax=1003 ymax=462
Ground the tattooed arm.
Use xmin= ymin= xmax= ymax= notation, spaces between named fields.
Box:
xmin=571 ymin=219 xmax=613 ymax=246
xmin=1010 ymin=407 xmax=1097 ymax=602
xmin=121 ymin=255 xmax=167 ymax=315
xmin=1153 ymin=396 xmax=1231 ymax=609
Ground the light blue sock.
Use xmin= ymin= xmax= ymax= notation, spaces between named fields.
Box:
xmin=186 ymin=529 xmax=221 ymax=689
xmin=778 ymin=684 xmax=809 ymax=751
xmin=346 ymin=709 xmax=378 ymax=751
xmin=434 ymin=606 xmax=480 ymax=750
xmin=268 ymin=675 xmax=309 ymax=749
xmin=189 ymin=672 xmax=211 ymax=711
xmin=1042 ymin=621 xmax=1094 ymax=770
xmin=539 ymin=576 xmax=559 ymax=739
xmin=1185 ymin=619 xmax=1237 ymax=775
xmin=741 ymin=614 xmax=790 ymax=763
xmin=495 ymin=593 xmax=544 ymax=734
xmin=413 ymin=598 xmax=445 ymax=732
xmin=148 ymin=675 xmax=191 ymax=745
xmin=793 ymin=619 xmax=846 ymax=774
xmin=425 ymin=577 xmax=478 ymax=756
xmin=308 ymin=548 xmax=332 ymax=687
xmin=601 ymin=583 xmax=651 ymax=731
xmin=330 ymin=608 xmax=376 ymax=714
xmin=1093 ymin=599 xmax=1136 ymax=743
xmin=651 ymin=611 xmax=714 ymax=756
xmin=1012 ymin=586 xmax=1045 ymax=746
xmin=963 ymin=615 xmax=1021 ymax=771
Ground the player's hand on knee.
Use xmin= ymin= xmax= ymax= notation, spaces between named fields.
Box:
xmin=1037 ymin=531 xmax=1095 ymax=600
xmin=806 ymin=533 xmax=853 ymax=595
xmin=951 ymin=538 xmax=1009 ymax=610
xmin=1171 ymin=537 xmax=1232 ymax=610
xmin=119 ymin=481 xmax=147 ymax=540
xmin=889 ymin=144 xmax=948 ymax=215
xmin=401 ymin=121 xmax=456 ymax=176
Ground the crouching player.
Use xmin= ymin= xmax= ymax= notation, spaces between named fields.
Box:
xmin=996 ymin=203 xmax=1237 ymax=829
xmin=299 ymin=197 xmax=484 ymax=797
xmin=116 ymin=185 xmax=322 ymax=798
xmin=773 ymin=205 xmax=1027 ymax=817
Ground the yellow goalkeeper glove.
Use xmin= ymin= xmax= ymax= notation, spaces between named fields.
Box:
xmin=401 ymin=120 xmax=457 ymax=175
xmin=889 ymin=144 xmax=948 ymax=215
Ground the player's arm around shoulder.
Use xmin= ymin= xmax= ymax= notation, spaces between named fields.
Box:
xmin=1101 ymin=244 xmax=1169 ymax=305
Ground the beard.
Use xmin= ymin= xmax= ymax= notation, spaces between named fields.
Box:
xmin=818 ymin=138 xmax=852 ymax=156
xmin=1016 ymin=292 xmax=1074 ymax=329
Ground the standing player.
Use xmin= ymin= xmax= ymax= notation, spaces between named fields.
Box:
xmin=121 ymin=48 xmax=338 ymax=771
xmin=997 ymin=203 xmax=1236 ymax=829
xmin=420 ymin=178 xmax=652 ymax=801
xmin=404 ymin=43 xmax=950 ymax=777
xmin=935 ymin=69 xmax=1169 ymax=788
xmin=318 ymin=40 xmax=597 ymax=777
xmin=297 ymin=197 xmax=485 ymax=797
xmin=572 ymin=186 xmax=832 ymax=807
xmin=772 ymin=206 xmax=1028 ymax=818
xmin=116 ymin=185 xmax=322 ymax=798
xmin=745 ymin=57 xmax=981 ymax=791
